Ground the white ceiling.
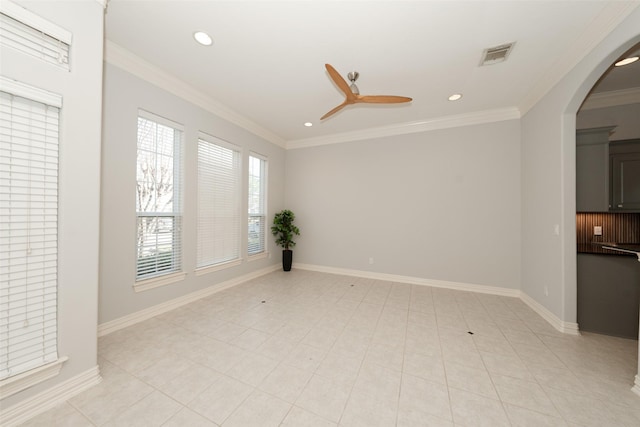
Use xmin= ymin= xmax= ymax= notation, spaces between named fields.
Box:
xmin=104 ymin=1 xmax=640 ymax=147
xmin=590 ymin=44 xmax=640 ymax=93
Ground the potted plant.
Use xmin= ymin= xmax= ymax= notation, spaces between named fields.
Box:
xmin=271 ymin=209 xmax=300 ymax=271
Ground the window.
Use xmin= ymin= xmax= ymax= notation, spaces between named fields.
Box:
xmin=136 ymin=111 xmax=182 ymax=281
xmin=197 ymin=135 xmax=241 ymax=269
xmin=248 ymin=154 xmax=267 ymax=256
xmin=0 ymin=2 xmax=71 ymax=70
xmin=0 ymin=79 xmax=61 ymax=380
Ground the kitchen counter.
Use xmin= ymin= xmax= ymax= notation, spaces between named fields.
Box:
xmin=578 ymin=252 xmax=640 ymax=338
xmin=600 ymin=243 xmax=640 ymax=261
xmin=577 ymin=242 xmax=638 ymax=256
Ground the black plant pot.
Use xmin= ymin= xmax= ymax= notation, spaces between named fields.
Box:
xmin=282 ymin=249 xmax=293 ymax=271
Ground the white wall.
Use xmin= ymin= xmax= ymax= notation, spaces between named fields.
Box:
xmin=0 ymin=0 xmax=104 ymax=409
xmin=99 ymin=64 xmax=286 ymax=324
xmin=521 ymin=7 xmax=640 ymax=326
xmin=286 ymin=120 xmax=521 ymax=290
xmin=577 ymin=103 xmax=640 ymax=140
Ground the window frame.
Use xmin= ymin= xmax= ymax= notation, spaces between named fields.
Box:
xmin=247 ymin=152 xmax=268 ymax=259
xmin=0 ymin=76 xmax=67 ymax=395
xmin=196 ymin=132 xmax=242 ymax=274
xmin=0 ymin=1 xmax=72 ymax=70
xmin=134 ymin=110 xmax=185 ymax=290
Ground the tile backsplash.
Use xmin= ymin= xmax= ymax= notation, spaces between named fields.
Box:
xmin=576 ymin=212 xmax=640 ymax=254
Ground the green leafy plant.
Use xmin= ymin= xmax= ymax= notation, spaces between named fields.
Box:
xmin=271 ymin=209 xmax=300 ymax=250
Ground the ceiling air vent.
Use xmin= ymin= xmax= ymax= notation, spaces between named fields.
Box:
xmin=480 ymin=42 xmax=515 ymax=66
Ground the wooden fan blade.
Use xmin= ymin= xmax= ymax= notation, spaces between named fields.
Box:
xmin=325 ymin=64 xmax=356 ymax=100
xmin=358 ymin=95 xmax=412 ymax=104
xmin=321 ymin=102 xmax=348 ymax=120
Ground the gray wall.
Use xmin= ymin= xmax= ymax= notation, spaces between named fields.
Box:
xmin=99 ymin=64 xmax=286 ymax=324
xmin=0 ymin=0 xmax=104 ymax=409
xmin=286 ymin=120 xmax=521 ymax=290
xmin=578 ymin=103 xmax=640 ymax=140
xmin=521 ymin=7 xmax=640 ymax=324
xmin=521 ymin=6 xmax=640 ymax=382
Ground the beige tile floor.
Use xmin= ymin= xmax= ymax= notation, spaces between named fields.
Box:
xmin=21 ymin=270 xmax=640 ymax=426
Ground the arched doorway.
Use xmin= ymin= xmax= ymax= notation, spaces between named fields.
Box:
xmin=575 ymin=42 xmax=640 ymax=338
xmin=562 ymin=35 xmax=640 ymax=395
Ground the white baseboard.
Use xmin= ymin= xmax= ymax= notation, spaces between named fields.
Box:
xmin=98 ymin=264 xmax=280 ymax=337
xmin=4 ymin=263 xmax=629 ymax=427
xmin=295 ymin=263 xmax=521 ymax=297
xmin=633 ymin=375 xmax=640 ymax=397
xmin=519 ymin=292 xmax=580 ymax=335
xmin=0 ymin=366 xmax=102 ymax=427
xmin=98 ymin=260 xmax=585 ymax=339
xmin=296 ymin=263 xmax=581 ymax=335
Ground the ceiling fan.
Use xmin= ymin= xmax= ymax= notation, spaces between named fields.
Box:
xmin=321 ymin=63 xmax=412 ymax=120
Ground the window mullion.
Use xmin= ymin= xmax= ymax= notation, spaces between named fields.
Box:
xmin=248 ymin=154 xmax=267 ymax=256
xmin=135 ymin=112 xmax=182 ymax=282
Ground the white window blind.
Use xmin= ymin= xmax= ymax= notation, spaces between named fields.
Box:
xmin=0 ymin=86 xmax=61 ymax=380
xmin=197 ymin=135 xmax=241 ymax=268
xmin=248 ymin=154 xmax=266 ymax=255
xmin=136 ymin=112 xmax=183 ymax=281
xmin=0 ymin=1 xmax=71 ymax=70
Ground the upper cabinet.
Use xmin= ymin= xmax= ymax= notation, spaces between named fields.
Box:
xmin=576 ymin=127 xmax=615 ymax=212
xmin=609 ymin=139 xmax=640 ymax=211
xmin=577 ymin=129 xmax=640 ymax=213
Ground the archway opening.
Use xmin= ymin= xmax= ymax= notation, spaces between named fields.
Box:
xmin=575 ymin=42 xmax=640 ymax=339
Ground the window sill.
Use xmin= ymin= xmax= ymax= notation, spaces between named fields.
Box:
xmin=247 ymin=251 xmax=269 ymax=262
xmin=0 ymin=356 xmax=68 ymax=399
xmin=195 ymin=259 xmax=242 ymax=276
xmin=134 ymin=271 xmax=186 ymax=292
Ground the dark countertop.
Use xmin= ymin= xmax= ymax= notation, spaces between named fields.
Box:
xmin=600 ymin=243 xmax=640 ymax=260
xmin=577 ymin=242 xmax=639 ymax=257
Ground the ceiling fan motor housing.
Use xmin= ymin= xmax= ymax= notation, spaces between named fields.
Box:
xmin=347 ymin=71 xmax=359 ymax=94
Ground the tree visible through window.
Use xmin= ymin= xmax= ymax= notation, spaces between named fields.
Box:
xmin=248 ymin=154 xmax=266 ymax=255
xmin=136 ymin=113 xmax=182 ymax=280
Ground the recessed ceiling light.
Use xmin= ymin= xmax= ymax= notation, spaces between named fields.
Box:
xmin=304 ymin=122 xmax=313 ymax=127
xmin=614 ymin=56 xmax=639 ymax=67
xmin=193 ymin=31 xmax=213 ymax=46
xmin=448 ymin=93 xmax=463 ymax=101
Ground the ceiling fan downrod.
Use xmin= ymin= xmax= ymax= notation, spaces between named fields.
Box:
xmin=347 ymin=71 xmax=359 ymax=94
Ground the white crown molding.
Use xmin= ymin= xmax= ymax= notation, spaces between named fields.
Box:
xmin=104 ymin=40 xmax=286 ymax=148
xmin=105 ymin=40 xmax=521 ymax=151
xmin=95 ymin=0 xmax=107 ymax=8
xmin=580 ymin=87 xmax=640 ymax=110
xmin=0 ymin=366 xmax=101 ymax=427
xmin=286 ymin=107 xmax=521 ymax=150
xmin=518 ymin=2 xmax=640 ymax=115
xmin=98 ymin=264 xmax=280 ymax=336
